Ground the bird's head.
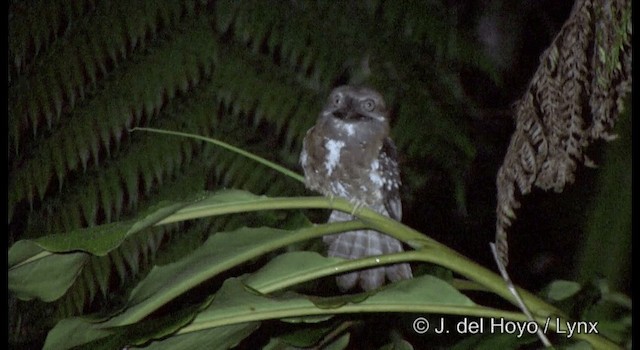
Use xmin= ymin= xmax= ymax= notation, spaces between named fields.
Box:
xmin=321 ymin=85 xmax=390 ymax=126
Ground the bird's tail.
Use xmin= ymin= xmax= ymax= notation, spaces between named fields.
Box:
xmin=324 ymin=230 xmax=412 ymax=291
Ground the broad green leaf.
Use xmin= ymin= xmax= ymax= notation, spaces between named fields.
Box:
xmin=7 ymin=190 xmax=282 ymax=302
xmin=8 ymin=238 xmax=50 ymax=267
xmin=140 ymin=323 xmax=261 ymax=350
xmin=10 ymin=190 xmax=263 ymax=260
xmin=182 ymin=275 xmax=475 ymax=333
xmin=154 ymin=190 xmax=329 ymax=226
xmin=8 ymin=202 xmax=187 ymax=302
xmin=9 ymin=250 xmax=88 ymax=301
xmin=307 ymin=292 xmax=373 ymax=309
xmin=543 ymin=280 xmax=582 ymax=302
xmin=9 ymin=222 xmax=129 ymax=262
xmin=44 ymin=295 xmax=210 ymax=350
xmin=244 ymin=251 xmax=386 ymax=309
xmin=101 ymin=222 xmax=364 ymax=327
xmin=278 ymin=322 xmax=338 ymax=347
xmin=56 ymin=273 xmax=477 ymax=349
xmin=49 ymin=321 xmax=260 ymax=350
xmin=43 ymin=316 xmax=113 ymax=350
xmin=9 ymin=198 xmax=195 ymax=266
xmin=279 ymin=314 xmax=335 ymax=323
xmin=243 ymin=251 xmax=344 ymax=291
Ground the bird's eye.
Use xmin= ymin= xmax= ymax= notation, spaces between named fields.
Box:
xmin=362 ymin=99 xmax=376 ymax=112
xmin=332 ymin=93 xmax=342 ymax=106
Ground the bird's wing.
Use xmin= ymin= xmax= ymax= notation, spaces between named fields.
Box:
xmin=379 ymin=137 xmax=402 ymax=221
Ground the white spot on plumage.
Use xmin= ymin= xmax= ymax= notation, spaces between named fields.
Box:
xmin=369 ymin=159 xmax=384 ymax=187
xmin=334 ymin=118 xmax=356 ymax=137
xmin=344 ymin=123 xmax=356 ymax=136
xmin=325 ymin=139 xmax=345 ymax=176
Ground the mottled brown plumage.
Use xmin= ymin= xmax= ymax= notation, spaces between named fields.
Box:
xmin=300 ymin=85 xmax=412 ymax=291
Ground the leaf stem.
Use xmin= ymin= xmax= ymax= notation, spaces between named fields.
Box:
xmin=130 ymin=127 xmax=306 ymax=184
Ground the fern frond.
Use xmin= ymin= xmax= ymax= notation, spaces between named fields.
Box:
xmin=9 ymin=15 xmax=218 ymax=223
xmin=23 ymin=145 xmax=207 ymax=237
xmin=495 ymin=0 xmax=632 ymax=266
xmin=9 ymin=1 xmax=198 ymax=155
xmin=9 ymin=0 xmax=97 ymax=77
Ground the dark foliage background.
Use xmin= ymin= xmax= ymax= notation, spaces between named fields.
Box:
xmin=8 ymin=0 xmax=630 ymax=348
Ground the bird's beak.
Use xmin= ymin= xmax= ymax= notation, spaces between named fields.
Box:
xmin=333 ymin=100 xmax=362 ymax=120
xmin=332 ymin=109 xmax=349 ymax=119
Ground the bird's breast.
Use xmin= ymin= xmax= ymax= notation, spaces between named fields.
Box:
xmin=301 ymin=125 xmax=385 ymax=203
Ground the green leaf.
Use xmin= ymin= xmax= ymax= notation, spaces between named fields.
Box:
xmin=8 ymin=191 xmax=365 ymax=304
xmin=44 ymin=316 xmax=259 ymax=350
xmin=279 ymin=315 xmax=335 ymax=324
xmin=140 ymin=323 xmax=260 ymax=350
xmin=543 ymin=280 xmax=582 ymax=302
xmin=11 ymin=193 xmax=198 ymax=257
xmin=25 ymin=222 xmax=131 ymax=256
xmin=245 ymin=251 xmax=406 ymax=309
xmin=242 ymin=251 xmax=343 ymax=291
xmin=47 ymin=272 xmax=476 ymax=348
xmin=8 ymin=193 xmax=203 ymax=301
xmin=181 ymin=275 xmax=475 ymax=332
xmin=278 ymin=322 xmax=337 ymax=347
xmin=43 ymin=316 xmax=113 ymax=350
xmin=307 ymin=293 xmax=373 ymax=309
xmin=101 ymin=222 xmax=363 ymax=327
xmin=8 ymin=247 xmax=88 ymax=302
xmin=44 ymin=297 xmax=209 ymax=350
